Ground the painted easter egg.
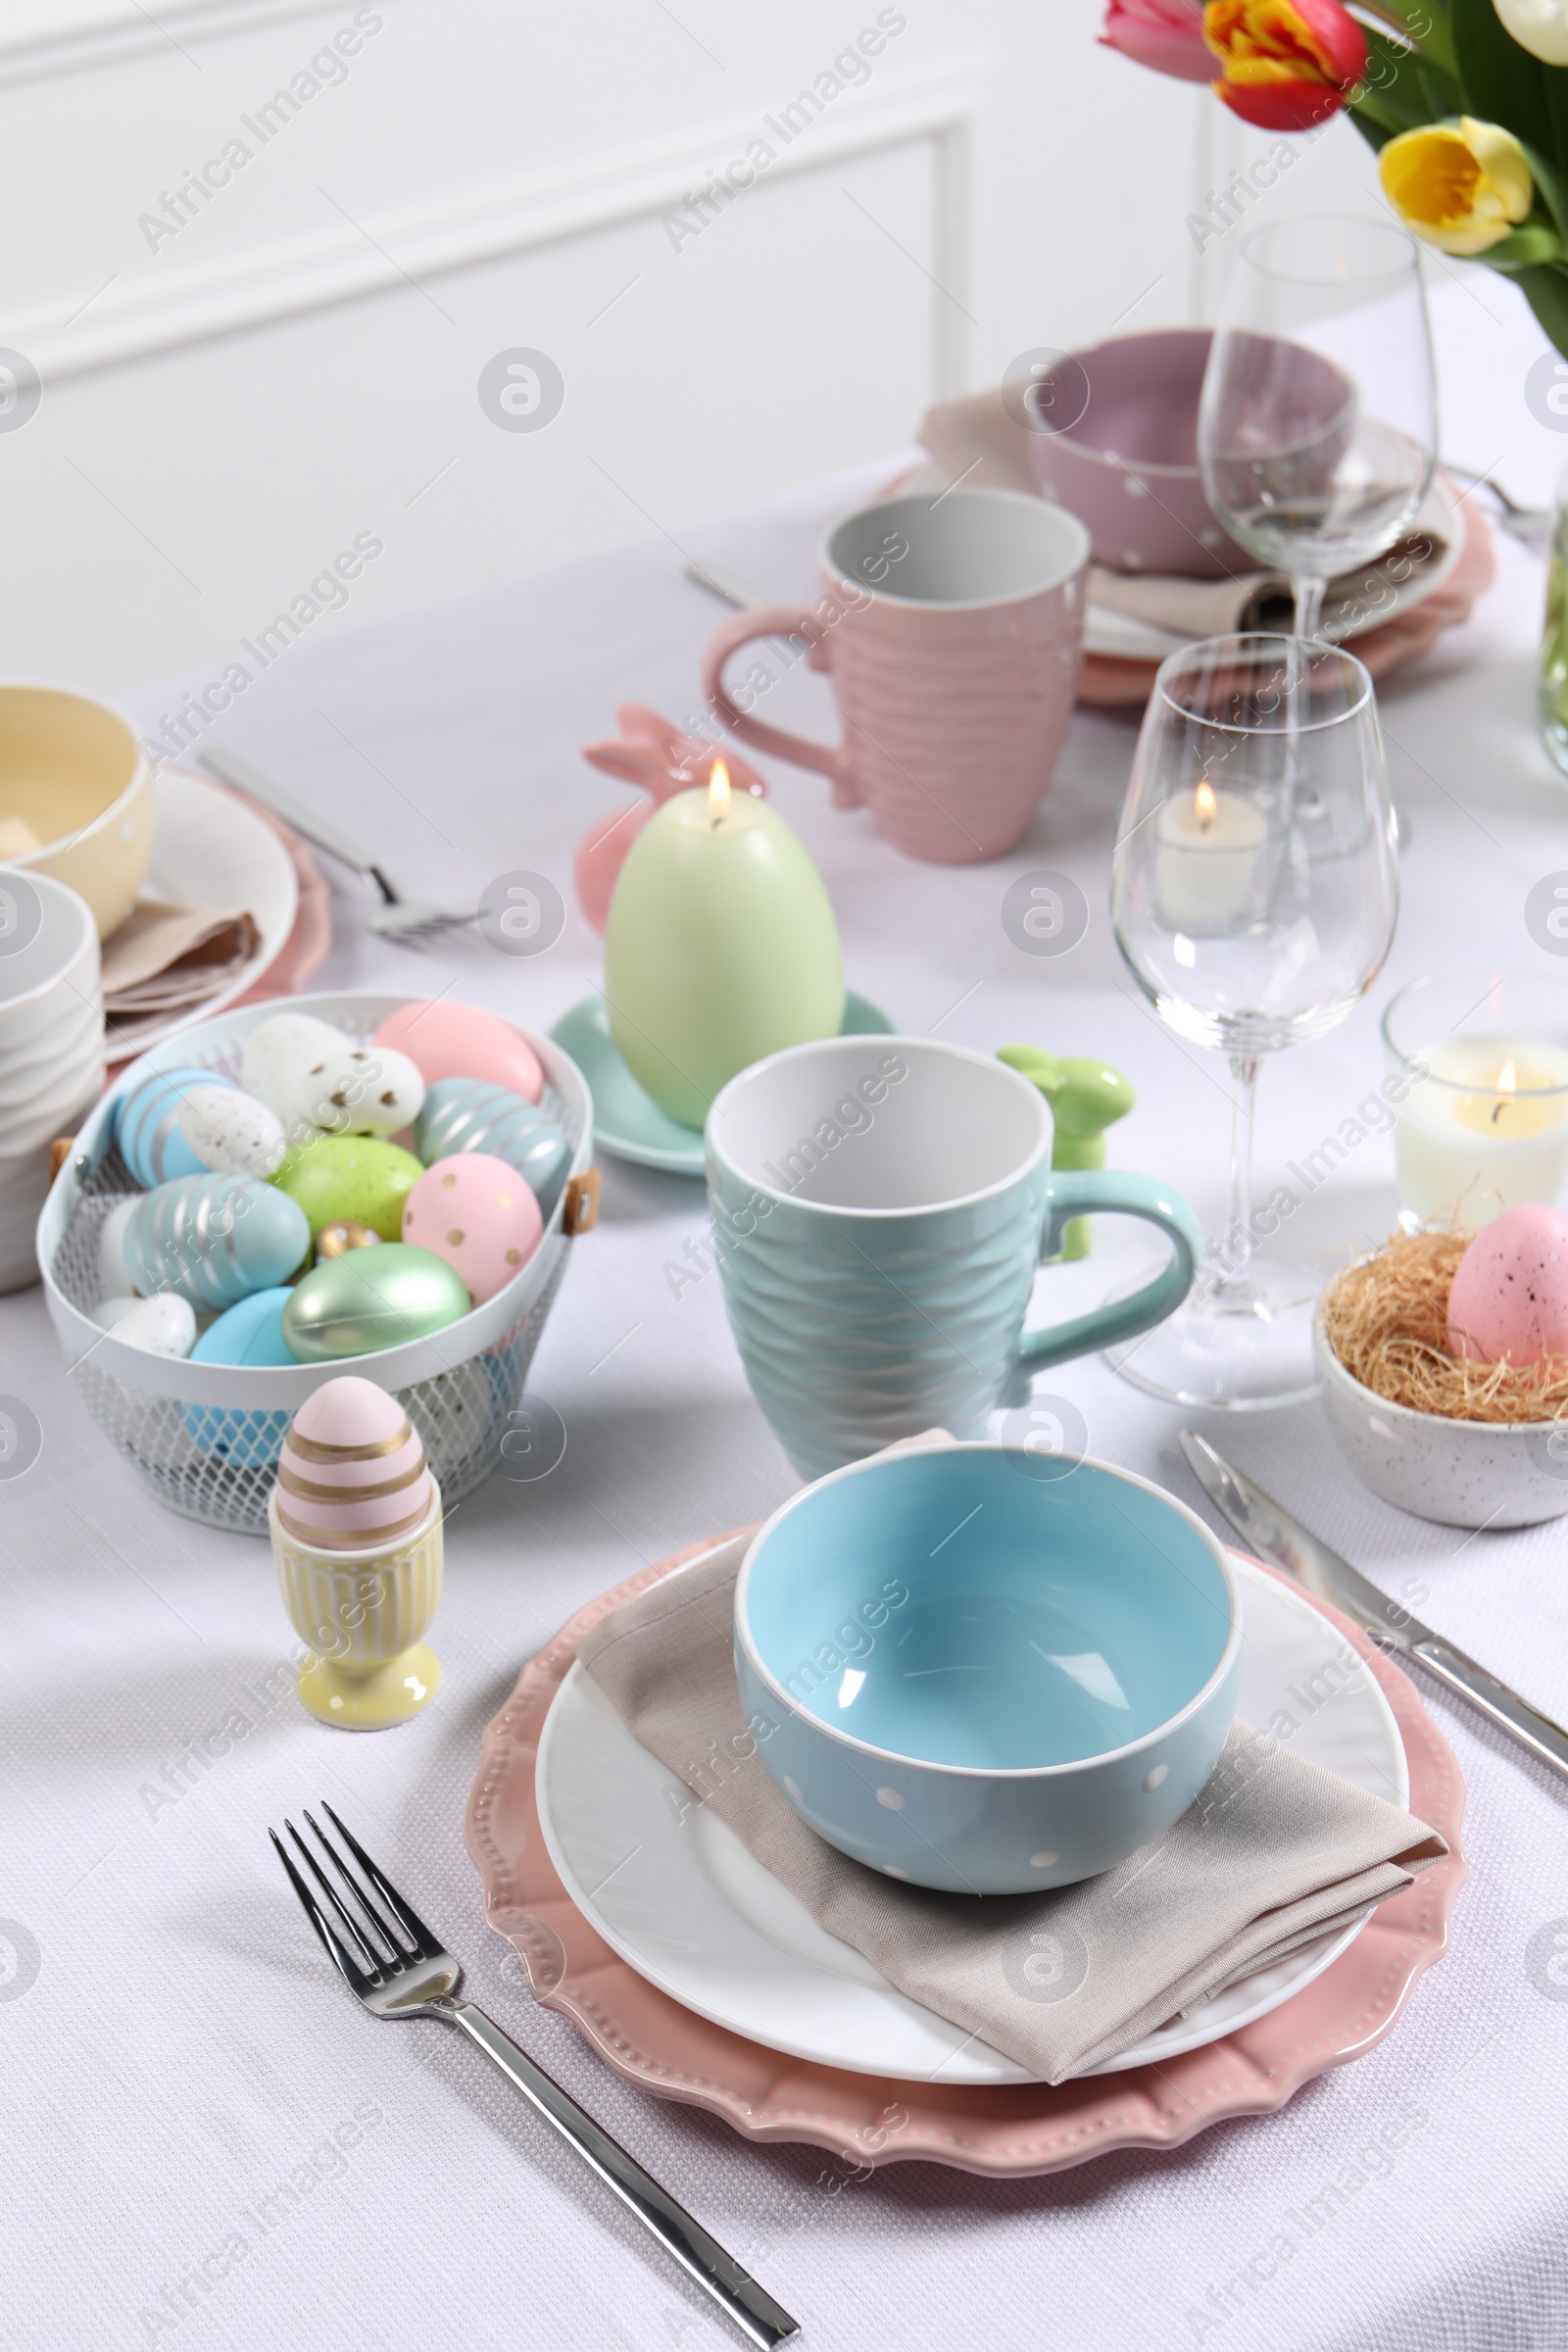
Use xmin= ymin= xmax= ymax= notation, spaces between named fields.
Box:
xmin=98 ymin=1201 xmax=139 ymax=1295
xmin=104 ymin=1293 xmax=197 ymax=1357
xmin=271 ymin=1136 xmax=424 ymax=1242
xmin=178 ymin=1082 xmax=287 ymax=1179
xmin=191 ymin=1288 xmax=298 ymax=1367
xmin=91 ymin=1293 xmax=140 ymax=1330
xmin=373 ymin=1002 xmax=543 ymax=1103
xmin=281 ymin=1244 xmax=470 ymax=1361
xmin=116 ymin=1174 xmax=310 ymax=1309
xmin=274 ymin=1375 xmax=433 ymax=1549
xmin=183 ymin=1289 xmax=297 ymax=1463
xmin=1448 ymin=1202 xmax=1568 ymax=1368
xmin=402 ymin=1152 xmax=544 ymax=1305
xmin=113 ymin=1065 xmax=231 ymax=1188
xmin=315 ymin=1219 xmax=383 ymax=1261
xmin=241 ymin=1012 xmax=425 ymax=1142
xmin=414 ymin=1077 xmax=571 ymax=1222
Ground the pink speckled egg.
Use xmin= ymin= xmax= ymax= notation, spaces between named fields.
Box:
xmin=1448 ymin=1202 xmax=1568 ymax=1369
xmin=402 ymin=1151 xmax=543 ymax=1304
xmin=373 ymin=1002 xmax=543 ymax=1104
xmin=274 ymin=1375 xmax=433 ymax=1552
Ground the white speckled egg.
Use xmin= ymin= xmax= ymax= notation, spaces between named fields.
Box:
xmin=179 ymin=1083 xmax=287 ymax=1179
xmin=107 ymin=1293 xmax=197 ymax=1356
xmin=241 ymin=1012 xmax=425 ymax=1143
xmin=402 ymin=1151 xmax=544 ymax=1305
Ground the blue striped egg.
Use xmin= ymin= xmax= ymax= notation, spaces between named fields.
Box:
xmin=113 ymin=1066 xmax=234 ymax=1189
xmin=414 ymin=1078 xmax=570 ymax=1222
xmin=182 ymin=1289 xmax=297 ymax=1464
xmin=118 ymin=1173 xmax=310 ymax=1309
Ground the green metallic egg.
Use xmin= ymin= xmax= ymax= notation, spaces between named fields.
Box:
xmin=280 ymin=1242 xmax=471 ymax=1361
xmin=272 ymin=1135 xmax=424 ymax=1242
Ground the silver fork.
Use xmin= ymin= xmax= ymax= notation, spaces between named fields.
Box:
xmin=198 ymin=746 xmax=477 ymax=942
xmin=270 ymin=1803 xmax=798 ymax=2348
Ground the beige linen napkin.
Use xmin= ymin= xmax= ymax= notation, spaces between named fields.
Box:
xmin=915 ymin=387 xmax=1451 ymax=643
xmin=100 ymin=899 xmax=260 ymax=1043
xmin=577 ymin=1534 xmax=1447 ymax=2083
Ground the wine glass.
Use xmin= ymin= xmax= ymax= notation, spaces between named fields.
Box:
xmin=1107 ymin=633 xmax=1398 ymax=1408
xmin=1199 ymin=216 xmax=1437 ymax=643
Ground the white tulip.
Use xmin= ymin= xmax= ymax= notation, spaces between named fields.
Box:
xmin=1494 ymin=0 xmax=1568 ymax=66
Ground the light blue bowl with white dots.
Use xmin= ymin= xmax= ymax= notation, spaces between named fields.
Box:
xmin=733 ymin=1442 xmax=1240 ymax=1894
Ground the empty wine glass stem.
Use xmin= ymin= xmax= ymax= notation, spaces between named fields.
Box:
xmin=1292 ymin=574 xmax=1327 ymax=642
xmin=1214 ymin=1054 xmax=1262 ymax=1300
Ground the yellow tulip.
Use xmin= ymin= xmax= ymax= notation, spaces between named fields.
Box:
xmin=1379 ymin=118 xmax=1533 ymax=256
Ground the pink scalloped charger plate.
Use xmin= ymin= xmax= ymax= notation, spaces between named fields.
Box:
xmin=464 ymin=1538 xmax=1467 ymax=2177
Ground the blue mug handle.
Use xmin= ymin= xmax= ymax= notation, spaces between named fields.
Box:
xmin=1017 ymin=1169 xmax=1201 ymax=1373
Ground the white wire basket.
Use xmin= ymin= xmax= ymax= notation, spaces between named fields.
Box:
xmin=37 ymin=991 xmax=595 ymax=1534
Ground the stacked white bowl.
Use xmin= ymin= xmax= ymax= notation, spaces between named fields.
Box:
xmin=0 ymin=870 xmax=104 ymax=1292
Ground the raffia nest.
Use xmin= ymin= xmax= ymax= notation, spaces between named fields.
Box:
xmin=1321 ymin=1229 xmax=1568 ymax=1425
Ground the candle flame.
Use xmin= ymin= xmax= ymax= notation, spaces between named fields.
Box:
xmin=1195 ymin=779 xmax=1217 ymax=827
xmin=1497 ymin=1060 xmax=1517 ymax=1095
xmin=709 ymin=759 xmax=731 ymax=823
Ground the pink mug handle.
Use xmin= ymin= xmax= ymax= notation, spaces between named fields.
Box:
xmin=700 ymin=607 xmax=863 ymax=809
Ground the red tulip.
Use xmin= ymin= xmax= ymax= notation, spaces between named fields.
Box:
xmin=1099 ymin=0 xmax=1214 ymax=83
xmin=1203 ymin=0 xmax=1367 ymax=128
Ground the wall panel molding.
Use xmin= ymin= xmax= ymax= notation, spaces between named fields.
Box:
xmin=0 ymin=1 xmax=354 ymax=88
xmin=13 ymin=58 xmax=984 ymax=386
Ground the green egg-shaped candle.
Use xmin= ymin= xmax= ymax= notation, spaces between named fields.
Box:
xmin=603 ymin=774 xmax=844 ymax=1129
xmin=271 ymin=1135 xmax=424 ymax=1242
xmin=281 ymin=1243 xmax=470 ymax=1361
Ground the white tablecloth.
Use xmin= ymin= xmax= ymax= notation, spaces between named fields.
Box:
xmin=7 ymin=286 xmax=1568 ymax=2352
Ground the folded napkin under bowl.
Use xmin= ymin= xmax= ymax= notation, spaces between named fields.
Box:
xmin=732 ymin=1442 xmax=1242 ymax=1893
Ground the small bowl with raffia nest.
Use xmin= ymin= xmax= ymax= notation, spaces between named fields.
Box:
xmin=1314 ymin=1230 xmax=1568 ymax=1529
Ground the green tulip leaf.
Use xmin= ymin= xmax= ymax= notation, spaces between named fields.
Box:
xmin=1451 ymin=0 xmax=1555 ymax=159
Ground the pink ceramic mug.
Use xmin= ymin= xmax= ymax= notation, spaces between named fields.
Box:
xmin=700 ymin=487 xmax=1091 ymax=865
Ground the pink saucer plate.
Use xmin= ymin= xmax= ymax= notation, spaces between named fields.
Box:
xmin=465 ymin=1538 xmax=1467 ymax=2178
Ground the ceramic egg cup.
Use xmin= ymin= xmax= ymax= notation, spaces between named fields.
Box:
xmin=270 ymin=1479 xmax=443 ymax=1728
xmin=36 ymin=991 xmax=595 ymax=1533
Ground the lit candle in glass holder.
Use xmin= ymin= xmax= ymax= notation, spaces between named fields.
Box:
xmin=1153 ymin=778 xmax=1269 ymax=933
xmin=1393 ymin=1040 xmax=1568 ymax=1230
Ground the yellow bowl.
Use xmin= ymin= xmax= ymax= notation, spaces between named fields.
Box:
xmin=0 ymin=686 xmax=152 ymax=938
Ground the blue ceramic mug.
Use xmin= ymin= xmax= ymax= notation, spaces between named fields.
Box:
xmin=706 ymin=1036 xmax=1200 ymax=1479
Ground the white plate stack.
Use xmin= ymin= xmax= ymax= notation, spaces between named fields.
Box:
xmin=0 ymin=872 xmax=104 ymax=1293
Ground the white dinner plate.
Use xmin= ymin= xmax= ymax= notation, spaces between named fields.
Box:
xmin=112 ymin=768 xmax=298 ymax=1056
xmin=536 ymin=1546 xmax=1408 ymax=2084
xmin=1083 ymin=476 xmax=1463 ymax=663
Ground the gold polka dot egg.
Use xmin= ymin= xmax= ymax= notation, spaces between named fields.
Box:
xmin=402 ymin=1151 xmax=543 ymax=1304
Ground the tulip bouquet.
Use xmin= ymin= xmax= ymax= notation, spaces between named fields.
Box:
xmin=1102 ymin=0 xmax=1568 ymax=354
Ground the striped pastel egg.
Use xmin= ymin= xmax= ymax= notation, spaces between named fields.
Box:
xmin=113 ymin=1066 xmax=232 ymax=1189
xmin=120 ymin=1173 xmax=311 ymax=1309
xmin=414 ymin=1078 xmax=570 ymax=1221
xmin=274 ymin=1375 xmax=433 ymax=1551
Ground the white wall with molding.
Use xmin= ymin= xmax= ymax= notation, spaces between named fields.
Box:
xmin=0 ymin=0 xmax=1391 ymax=705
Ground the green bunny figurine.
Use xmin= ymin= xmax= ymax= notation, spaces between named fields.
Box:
xmin=998 ymin=1047 xmax=1137 ymax=1260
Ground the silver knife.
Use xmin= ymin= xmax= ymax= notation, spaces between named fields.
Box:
xmin=1180 ymin=1428 xmax=1568 ymax=1788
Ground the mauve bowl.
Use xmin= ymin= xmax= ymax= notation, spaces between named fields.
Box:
xmin=1314 ymin=1319 xmax=1568 ymax=1530
xmin=1023 ymin=328 xmax=1348 ymax=582
xmin=732 ymin=1442 xmax=1241 ymax=1895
